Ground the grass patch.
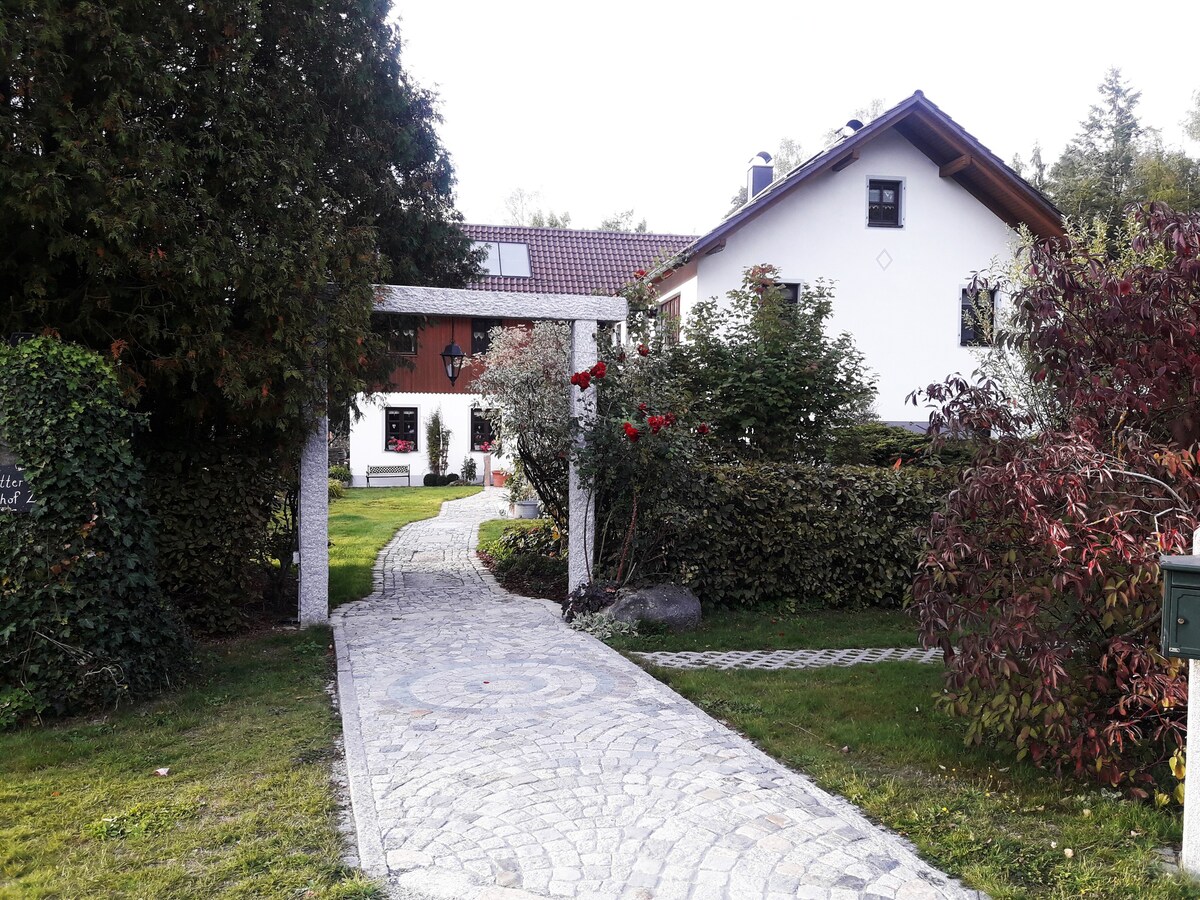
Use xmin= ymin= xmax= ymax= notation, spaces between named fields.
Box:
xmin=0 ymin=629 xmax=378 ymax=899
xmin=477 ymin=516 xmax=545 ymax=547
xmin=650 ymin=662 xmax=1192 ymax=899
xmin=329 ymin=486 xmax=481 ymax=605
xmin=607 ymin=606 xmax=918 ymax=653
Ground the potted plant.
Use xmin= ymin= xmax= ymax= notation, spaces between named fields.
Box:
xmin=506 ymin=463 xmax=540 ymax=518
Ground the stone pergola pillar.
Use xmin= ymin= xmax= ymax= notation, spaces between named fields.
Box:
xmin=568 ymin=320 xmax=598 ymax=593
xmin=298 ymin=409 xmax=330 ymax=625
xmin=294 ymin=286 xmax=626 ymax=626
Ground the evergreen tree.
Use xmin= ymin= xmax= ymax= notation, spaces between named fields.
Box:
xmin=0 ymin=0 xmax=477 ymax=626
xmin=1047 ymin=68 xmax=1143 ymax=232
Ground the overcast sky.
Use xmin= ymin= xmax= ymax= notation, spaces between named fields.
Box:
xmin=390 ymin=1 xmax=1200 ymax=236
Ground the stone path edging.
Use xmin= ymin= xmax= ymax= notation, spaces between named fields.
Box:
xmin=634 ymin=647 xmax=941 ymax=671
xmin=331 ymin=489 xmax=985 ymax=900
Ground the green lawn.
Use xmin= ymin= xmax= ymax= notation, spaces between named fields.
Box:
xmin=0 ymin=629 xmax=378 ymax=900
xmin=606 ymin=606 xmax=919 ymax=653
xmin=477 ymin=516 xmax=546 ymax=547
xmin=329 ymin=486 xmax=481 ymax=605
xmin=651 ymin=662 xmax=1193 ymax=899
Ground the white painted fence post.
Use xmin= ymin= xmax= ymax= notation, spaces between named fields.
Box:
xmin=568 ymin=320 xmax=598 ymax=594
xmin=298 ymin=412 xmax=330 ymax=625
xmin=1186 ymin=528 xmax=1200 ymax=876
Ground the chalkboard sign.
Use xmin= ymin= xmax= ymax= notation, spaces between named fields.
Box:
xmin=0 ymin=465 xmax=33 ymax=512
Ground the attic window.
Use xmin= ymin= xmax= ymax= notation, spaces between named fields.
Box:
xmin=867 ymin=179 xmax=902 ymax=227
xmin=475 ymin=241 xmax=531 ymax=277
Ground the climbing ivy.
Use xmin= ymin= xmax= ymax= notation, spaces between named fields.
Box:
xmin=0 ymin=337 xmax=190 ymax=727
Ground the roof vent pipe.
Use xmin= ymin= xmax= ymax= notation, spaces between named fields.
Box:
xmin=746 ymin=151 xmax=773 ymax=201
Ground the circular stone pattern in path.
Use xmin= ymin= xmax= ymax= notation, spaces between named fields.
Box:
xmin=387 ymin=661 xmax=638 ymax=714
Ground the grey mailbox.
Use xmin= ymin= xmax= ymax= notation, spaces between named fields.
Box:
xmin=1161 ymin=555 xmax=1200 ymax=660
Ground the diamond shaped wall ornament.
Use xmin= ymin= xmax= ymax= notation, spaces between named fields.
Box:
xmin=876 ymin=249 xmax=893 ymax=271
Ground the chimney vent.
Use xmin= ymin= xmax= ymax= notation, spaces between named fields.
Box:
xmin=746 ymin=151 xmax=773 ymax=202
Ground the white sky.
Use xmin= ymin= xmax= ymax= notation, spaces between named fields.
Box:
xmin=390 ymin=1 xmax=1200 ymax=236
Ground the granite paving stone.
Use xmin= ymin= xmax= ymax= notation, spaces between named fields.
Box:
xmin=332 ymin=489 xmax=984 ymax=899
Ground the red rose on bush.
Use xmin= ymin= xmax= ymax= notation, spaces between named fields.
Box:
xmin=647 ymin=415 xmax=666 ymax=434
xmin=696 ymin=423 xmax=711 ymax=435
xmin=637 ymin=343 xmax=649 ymax=357
xmin=622 ymin=422 xmax=640 ymax=442
xmin=570 ymin=371 xmax=592 ymax=390
xmin=664 ymin=412 xmax=677 ymax=427
xmin=590 ymin=361 xmax=607 ymax=379
xmin=637 ymin=401 xmax=648 ymax=418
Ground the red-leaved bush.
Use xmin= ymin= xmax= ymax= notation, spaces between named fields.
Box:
xmin=913 ymin=204 xmax=1200 ymax=798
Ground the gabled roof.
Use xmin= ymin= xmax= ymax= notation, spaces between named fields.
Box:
xmin=671 ymin=91 xmax=1063 ymax=268
xmin=462 ymin=224 xmax=695 ymax=295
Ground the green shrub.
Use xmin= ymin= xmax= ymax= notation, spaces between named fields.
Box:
xmin=666 ymin=463 xmax=952 ymax=610
xmin=461 ymin=457 xmax=478 ymax=483
xmin=0 ymin=338 xmax=191 ymax=726
xmin=147 ymin=443 xmax=285 ymax=634
xmin=480 ymin=520 xmax=565 ymax=578
xmin=328 ymin=465 xmax=351 ymax=484
xmin=328 ymin=478 xmax=346 ymax=501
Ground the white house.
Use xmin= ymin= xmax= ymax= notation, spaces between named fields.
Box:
xmin=650 ymin=90 xmax=1063 ymax=424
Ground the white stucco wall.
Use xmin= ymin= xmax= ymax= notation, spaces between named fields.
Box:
xmin=684 ymin=131 xmax=1015 ymax=422
xmin=349 ymin=391 xmax=505 ymax=487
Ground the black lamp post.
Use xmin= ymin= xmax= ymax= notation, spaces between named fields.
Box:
xmin=440 ymin=322 xmax=465 ymax=385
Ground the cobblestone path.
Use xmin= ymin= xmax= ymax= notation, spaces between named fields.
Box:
xmin=332 ymin=490 xmax=983 ymax=900
xmin=634 ymin=648 xmax=942 ymax=671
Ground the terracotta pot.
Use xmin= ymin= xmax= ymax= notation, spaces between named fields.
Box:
xmin=492 ymin=471 xmax=508 ymax=487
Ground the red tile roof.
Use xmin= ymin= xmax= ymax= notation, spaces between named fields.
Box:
xmin=462 ymin=224 xmax=696 ymax=295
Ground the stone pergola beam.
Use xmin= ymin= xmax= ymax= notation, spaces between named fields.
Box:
xmin=295 ymin=285 xmax=627 ymax=626
xmin=374 ymin=285 xmax=627 ymax=323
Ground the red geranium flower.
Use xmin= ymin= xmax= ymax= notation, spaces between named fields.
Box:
xmin=590 ymin=360 xmax=607 ymax=379
xmin=637 ymin=343 xmax=649 ymax=357
xmin=622 ymin=422 xmax=640 ymax=442
xmin=634 ymin=268 xmax=647 ymax=278
xmin=696 ymin=423 xmax=711 ymax=435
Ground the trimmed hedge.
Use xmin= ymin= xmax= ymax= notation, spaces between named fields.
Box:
xmin=146 ymin=443 xmax=285 ymax=634
xmin=668 ymin=463 xmax=952 ymax=610
xmin=0 ymin=338 xmax=190 ymax=726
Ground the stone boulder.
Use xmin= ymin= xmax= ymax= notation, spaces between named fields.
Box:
xmin=607 ymin=584 xmax=701 ymax=633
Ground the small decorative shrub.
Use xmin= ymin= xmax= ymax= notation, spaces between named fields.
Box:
xmin=328 ymin=465 xmax=351 ymax=484
xmin=0 ymin=337 xmax=191 ymax=725
xmin=480 ymin=520 xmax=567 ymax=580
xmin=328 ymin=478 xmax=346 ymax=501
xmin=425 ymin=408 xmax=450 ymax=476
xmin=569 ymin=612 xmax=639 ymax=641
xmin=562 ymin=580 xmax=619 ymax=623
xmin=461 ymin=457 xmax=478 ymax=483
xmin=441 ymin=472 xmax=458 ymax=486
xmin=422 ymin=473 xmax=438 ymax=487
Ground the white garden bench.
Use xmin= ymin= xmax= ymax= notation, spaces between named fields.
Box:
xmin=366 ymin=464 xmax=410 ymax=486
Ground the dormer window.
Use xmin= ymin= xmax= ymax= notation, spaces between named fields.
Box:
xmin=474 ymin=241 xmax=531 ymax=277
xmin=868 ymin=179 xmax=902 ymax=227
